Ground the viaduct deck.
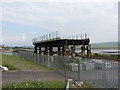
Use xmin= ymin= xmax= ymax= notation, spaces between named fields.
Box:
xmin=33 ymin=38 xmax=90 ymax=47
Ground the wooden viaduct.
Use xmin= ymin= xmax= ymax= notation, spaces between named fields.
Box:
xmin=33 ymin=31 xmax=91 ymax=58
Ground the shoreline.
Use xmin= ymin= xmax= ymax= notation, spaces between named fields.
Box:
xmin=91 ymin=53 xmax=119 ymax=61
xmin=91 ymin=47 xmax=118 ymax=49
xmin=2 ymin=49 xmax=119 ymax=61
xmin=92 ymin=57 xmax=119 ymax=61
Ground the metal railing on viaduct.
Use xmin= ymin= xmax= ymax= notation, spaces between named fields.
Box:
xmin=13 ymin=51 xmax=119 ymax=89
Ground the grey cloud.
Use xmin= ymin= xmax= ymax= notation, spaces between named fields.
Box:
xmin=2 ymin=1 xmax=118 ymax=45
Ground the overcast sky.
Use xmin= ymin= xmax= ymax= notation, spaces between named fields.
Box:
xmin=0 ymin=0 xmax=119 ymax=46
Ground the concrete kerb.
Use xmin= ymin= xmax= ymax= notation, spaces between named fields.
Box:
xmin=66 ymin=79 xmax=72 ymax=90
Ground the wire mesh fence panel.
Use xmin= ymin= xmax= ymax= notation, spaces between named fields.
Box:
xmin=27 ymin=52 xmax=30 ymax=61
xmin=64 ymin=57 xmax=78 ymax=80
xmin=27 ymin=52 xmax=30 ymax=60
xmin=65 ymin=66 xmax=78 ymax=80
xmin=38 ymin=54 xmax=41 ymax=64
xmin=37 ymin=54 xmax=40 ymax=64
xmin=44 ymin=55 xmax=49 ymax=68
xmin=77 ymin=59 xmax=119 ymax=88
xmin=78 ymin=59 xmax=104 ymax=88
xmin=41 ymin=55 xmax=45 ymax=65
xmin=26 ymin=52 xmax=30 ymax=60
xmin=33 ymin=53 xmax=37 ymax=63
xmin=36 ymin=54 xmax=39 ymax=63
xmin=35 ymin=54 xmax=38 ymax=63
xmin=105 ymin=60 xmax=118 ymax=88
xmin=48 ymin=56 xmax=57 ymax=70
xmin=12 ymin=52 xmax=19 ymax=57
xmin=22 ymin=52 xmax=26 ymax=59
xmin=54 ymin=56 xmax=66 ymax=75
xmin=13 ymin=51 xmax=119 ymax=89
xmin=30 ymin=53 xmax=34 ymax=61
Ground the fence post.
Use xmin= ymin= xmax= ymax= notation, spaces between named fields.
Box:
xmin=42 ymin=55 xmax=44 ymax=66
xmin=118 ymin=62 xmax=120 ymax=89
xmin=78 ymin=58 xmax=81 ymax=81
xmin=102 ymin=60 xmax=106 ymax=88
xmin=56 ymin=56 xmax=59 ymax=71
xmin=63 ymin=56 xmax=66 ymax=77
xmin=48 ymin=55 xmax=50 ymax=69
xmin=36 ymin=54 xmax=38 ymax=63
xmin=34 ymin=53 xmax=36 ymax=62
xmin=32 ymin=53 xmax=34 ymax=61
xmin=54 ymin=56 xmax=57 ymax=70
xmin=43 ymin=55 xmax=45 ymax=66
xmin=37 ymin=54 xmax=39 ymax=64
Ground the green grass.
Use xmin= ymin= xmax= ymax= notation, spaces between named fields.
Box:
xmin=92 ymin=53 xmax=119 ymax=59
xmin=1 ymin=54 xmax=49 ymax=71
xmin=0 ymin=53 xmax=2 ymax=65
xmin=2 ymin=64 xmax=17 ymax=70
xmin=0 ymin=53 xmax=2 ymax=72
xmin=2 ymin=80 xmax=67 ymax=88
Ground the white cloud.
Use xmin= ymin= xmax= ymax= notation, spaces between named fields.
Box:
xmin=1 ymin=0 xmax=119 ymax=3
xmin=2 ymin=32 xmax=36 ymax=46
xmin=22 ymin=33 xmax=26 ymax=40
xmin=2 ymin=2 xmax=118 ymax=31
xmin=1 ymin=1 xmax=118 ymax=45
xmin=30 ymin=32 xmax=36 ymax=35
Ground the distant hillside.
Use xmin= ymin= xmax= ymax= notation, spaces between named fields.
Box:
xmin=24 ymin=46 xmax=34 ymax=48
xmin=90 ymin=42 xmax=118 ymax=49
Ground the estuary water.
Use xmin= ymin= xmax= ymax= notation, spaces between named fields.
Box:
xmin=91 ymin=48 xmax=119 ymax=55
xmin=76 ymin=48 xmax=119 ymax=55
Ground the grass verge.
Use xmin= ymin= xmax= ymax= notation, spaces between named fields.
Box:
xmin=2 ymin=54 xmax=49 ymax=71
xmin=2 ymin=80 xmax=67 ymax=88
xmin=2 ymin=64 xmax=17 ymax=70
xmin=91 ymin=53 xmax=119 ymax=60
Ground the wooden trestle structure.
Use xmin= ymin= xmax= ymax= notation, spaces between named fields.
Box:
xmin=33 ymin=32 xmax=92 ymax=58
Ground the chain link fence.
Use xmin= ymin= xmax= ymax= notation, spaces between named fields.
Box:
xmin=13 ymin=51 xmax=119 ymax=88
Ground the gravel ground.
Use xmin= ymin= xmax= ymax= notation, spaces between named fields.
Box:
xmin=2 ymin=70 xmax=67 ymax=85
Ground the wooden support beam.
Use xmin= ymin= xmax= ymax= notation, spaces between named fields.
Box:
xmin=39 ymin=47 xmax=41 ymax=54
xmin=34 ymin=46 xmax=37 ymax=53
xmin=87 ymin=45 xmax=92 ymax=59
xmin=49 ymin=47 xmax=53 ymax=55
xmin=58 ymin=47 xmax=61 ymax=55
xmin=64 ymin=45 xmax=70 ymax=56
xmin=44 ymin=47 xmax=48 ymax=55
xmin=71 ymin=45 xmax=76 ymax=58
xmin=81 ymin=45 xmax=85 ymax=59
